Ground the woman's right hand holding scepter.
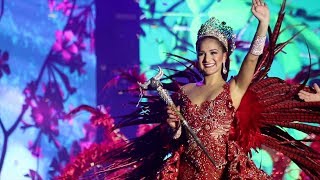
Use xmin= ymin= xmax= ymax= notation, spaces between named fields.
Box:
xmin=166 ymin=106 xmax=182 ymax=139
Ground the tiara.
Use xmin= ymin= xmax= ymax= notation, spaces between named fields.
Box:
xmin=197 ymin=17 xmax=236 ymax=52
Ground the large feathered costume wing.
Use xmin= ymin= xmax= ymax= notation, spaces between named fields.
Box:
xmin=234 ymin=0 xmax=320 ymax=178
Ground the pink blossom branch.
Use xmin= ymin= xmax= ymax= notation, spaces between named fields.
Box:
xmin=0 ymin=103 xmax=29 ymax=172
xmin=0 ymin=0 xmax=81 ymax=174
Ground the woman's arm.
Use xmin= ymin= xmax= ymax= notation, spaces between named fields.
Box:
xmin=231 ymin=0 xmax=270 ymax=108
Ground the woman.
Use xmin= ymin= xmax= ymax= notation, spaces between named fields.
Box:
xmin=60 ymin=0 xmax=320 ymax=179
xmin=164 ymin=0 xmax=271 ymax=179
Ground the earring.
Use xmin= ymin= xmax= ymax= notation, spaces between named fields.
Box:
xmin=223 ymin=62 xmax=227 ymax=74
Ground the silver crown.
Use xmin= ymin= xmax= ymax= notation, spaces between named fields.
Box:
xmin=197 ymin=17 xmax=236 ymax=52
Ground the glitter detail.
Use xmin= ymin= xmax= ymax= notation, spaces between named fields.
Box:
xmin=250 ymin=35 xmax=266 ymax=56
xmin=171 ymin=84 xmax=270 ymax=179
xmin=197 ymin=17 xmax=236 ymax=52
xmin=222 ymin=62 xmax=227 ymax=74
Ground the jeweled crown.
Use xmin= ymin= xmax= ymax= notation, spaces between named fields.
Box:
xmin=197 ymin=17 xmax=236 ymax=52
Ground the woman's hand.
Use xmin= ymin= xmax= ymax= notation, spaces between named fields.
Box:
xmin=166 ymin=106 xmax=180 ymax=129
xmin=252 ymin=0 xmax=270 ymax=24
xmin=298 ymin=83 xmax=320 ymax=102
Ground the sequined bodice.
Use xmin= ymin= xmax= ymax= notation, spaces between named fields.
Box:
xmin=157 ymin=83 xmax=270 ymax=180
xmin=177 ymin=84 xmax=235 ymax=179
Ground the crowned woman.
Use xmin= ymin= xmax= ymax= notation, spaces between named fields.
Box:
xmin=59 ymin=0 xmax=320 ymax=179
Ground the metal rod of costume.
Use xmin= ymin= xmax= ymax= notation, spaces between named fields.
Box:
xmin=138 ymin=66 xmax=216 ymax=167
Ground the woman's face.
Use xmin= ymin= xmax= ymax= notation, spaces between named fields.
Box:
xmin=197 ymin=37 xmax=227 ymax=76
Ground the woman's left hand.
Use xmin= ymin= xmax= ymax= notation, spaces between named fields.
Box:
xmin=298 ymin=83 xmax=320 ymax=102
xmin=252 ymin=0 xmax=270 ymax=24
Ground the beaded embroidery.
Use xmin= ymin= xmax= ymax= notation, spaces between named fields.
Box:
xmin=174 ymin=84 xmax=270 ymax=180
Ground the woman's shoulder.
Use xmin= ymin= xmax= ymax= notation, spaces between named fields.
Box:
xmin=180 ymin=83 xmax=196 ymax=92
xmin=172 ymin=83 xmax=194 ymax=102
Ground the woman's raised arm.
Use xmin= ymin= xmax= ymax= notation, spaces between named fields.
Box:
xmin=233 ymin=0 xmax=270 ymax=94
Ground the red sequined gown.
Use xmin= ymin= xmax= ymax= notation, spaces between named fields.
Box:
xmin=163 ymin=83 xmax=270 ymax=179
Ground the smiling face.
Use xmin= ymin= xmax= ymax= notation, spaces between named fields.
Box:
xmin=196 ymin=37 xmax=227 ymax=77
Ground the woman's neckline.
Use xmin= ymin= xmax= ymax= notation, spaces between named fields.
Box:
xmin=180 ymin=83 xmax=228 ymax=108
